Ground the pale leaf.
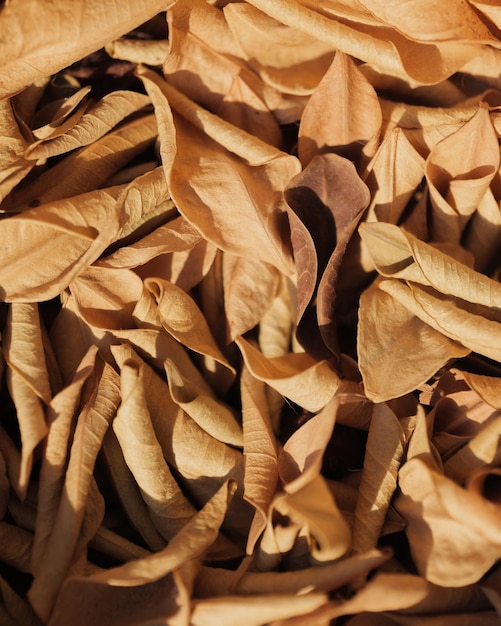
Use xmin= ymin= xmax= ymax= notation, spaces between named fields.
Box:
xmin=298 ymin=51 xmax=381 ymax=167
xmin=0 ymin=0 xmax=177 ymax=99
xmin=112 ymin=360 xmax=197 ymax=541
xmin=236 ymin=336 xmax=341 ymax=412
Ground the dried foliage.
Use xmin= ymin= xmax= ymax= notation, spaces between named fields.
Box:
xmin=2 ymin=1 xmax=501 ymax=624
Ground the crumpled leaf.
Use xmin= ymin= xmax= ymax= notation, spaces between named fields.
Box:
xmin=396 ymin=453 xmax=501 ymax=586
xmin=49 ymin=481 xmax=236 ymax=626
xmin=3 ymin=304 xmax=51 ymax=497
xmin=0 ymin=99 xmax=34 ymax=203
xmin=298 ymin=51 xmax=381 ymax=167
xmin=112 ymin=359 xmax=198 ymax=542
xmin=236 ymin=336 xmax=341 ymax=412
xmin=351 ymin=403 xmax=409 ymax=556
xmin=28 ymin=359 xmax=120 ymax=622
xmin=0 ymin=0 xmax=177 ymax=99
xmin=25 ymin=91 xmax=151 ymax=161
xmin=426 ymin=105 xmax=499 ymax=242
xmin=0 ymin=186 xmax=123 ymax=302
xmin=140 ymin=68 xmax=301 ymax=275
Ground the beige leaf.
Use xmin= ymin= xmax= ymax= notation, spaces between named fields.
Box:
xmin=425 ymin=106 xmax=499 ymax=242
xmin=28 ymin=360 xmax=120 ymax=622
xmin=244 ymin=0 xmax=480 ymax=85
xmin=3 ymin=114 xmax=157 ymax=212
xmin=48 ymin=482 xmax=236 ymax=626
xmin=196 ymin=548 xmax=391 ymax=597
xmin=396 ymin=456 xmax=501 ymax=586
xmin=357 ymin=279 xmax=469 ymax=402
xmin=0 ymin=99 xmax=34 ymax=203
xmin=112 ymin=360 xmax=197 ymax=540
xmin=358 ymin=0 xmax=497 ymax=42
xmin=191 ymin=592 xmax=327 ymax=626
xmin=0 ymin=186 xmax=123 ymax=302
xmin=241 ymin=365 xmax=279 ymax=553
xmin=224 ymin=253 xmax=280 ymax=341
xmin=0 ymin=0 xmax=177 ymax=99
xmin=224 ymin=3 xmax=335 ymax=96
xmin=164 ymin=359 xmax=243 ymax=447
xmin=298 ymin=51 xmax=381 ymax=167
xmin=351 ymin=403 xmax=407 ymax=555
xmin=105 ymin=38 xmax=170 ymax=66
xmin=101 ymin=428 xmax=167 ymax=553
xmin=3 ymin=304 xmax=51 ymax=497
xmin=236 ymin=336 xmax=341 ymax=412
xmin=364 ymin=127 xmax=425 ymax=224
xmin=32 ymin=346 xmax=99 ymax=573
xmin=25 ymin=91 xmax=151 ymax=161
xmin=146 ymin=277 xmax=234 ymax=374
xmin=69 ymin=266 xmax=143 ymax=331
xmin=99 ymin=215 xmax=201 ymax=271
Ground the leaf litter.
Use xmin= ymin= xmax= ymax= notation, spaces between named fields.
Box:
xmin=1 ymin=1 xmax=501 ymax=625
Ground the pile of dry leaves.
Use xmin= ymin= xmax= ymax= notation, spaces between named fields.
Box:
xmin=2 ymin=0 xmax=501 ymax=624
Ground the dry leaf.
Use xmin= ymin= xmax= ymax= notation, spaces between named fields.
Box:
xmin=0 ymin=0 xmax=177 ymax=99
xmin=298 ymin=51 xmax=381 ymax=167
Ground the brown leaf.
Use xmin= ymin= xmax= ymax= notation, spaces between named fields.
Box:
xmin=3 ymin=114 xmax=157 ymax=212
xmin=351 ymin=403 xmax=408 ymax=556
xmin=0 ymin=99 xmax=34 ymax=203
xmin=0 ymin=0 xmax=177 ymax=99
xmin=223 ymin=253 xmax=281 ymax=341
xmin=224 ymin=3 xmax=335 ymax=96
xmin=426 ymin=105 xmax=499 ymax=242
xmin=0 ymin=186 xmax=124 ymax=302
xmin=236 ymin=336 xmax=341 ymax=412
xmin=139 ymin=68 xmax=300 ymax=275
xmin=298 ymin=51 xmax=381 ymax=167
xmin=25 ymin=91 xmax=151 ymax=161
xmin=396 ymin=455 xmax=501 ymax=586
xmin=112 ymin=359 xmax=197 ymax=541
xmin=28 ymin=359 xmax=120 ymax=622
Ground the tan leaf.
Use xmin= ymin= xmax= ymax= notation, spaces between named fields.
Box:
xmin=112 ymin=360 xmax=197 ymax=541
xmin=3 ymin=114 xmax=157 ymax=212
xmin=224 ymin=3 xmax=335 ymax=96
xmin=101 ymin=428 xmax=167 ymax=553
xmin=69 ymin=266 xmax=143 ymax=330
xmin=298 ymin=51 xmax=381 ymax=167
xmin=0 ymin=99 xmax=34 ymax=203
xmin=0 ymin=186 xmax=123 ymax=302
xmin=48 ymin=482 xmax=236 ymax=626
xmin=32 ymin=346 xmax=99 ymax=573
xmin=196 ymin=548 xmax=391 ymax=597
xmin=111 ymin=343 xmax=248 ymax=548
xmin=191 ymin=592 xmax=328 ymax=626
xmin=25 ymin=91 xmax=151 ymax=161
xmin=0 ymin=0 xmax=177 ymax=99
xmin=223 ymin=253 xmax=280 ymax=341
xmin=425 ymin=105 xmax=499 ymax=242
xmin=351 ymin=403 xmax=408 ymax=555
xmin=99 ymin=215 xmax=201 ymax=271
xmin=240 ymin=365 xmax=279 ymax=553
xmin=364 ymin=127 xmax=425 ymax=224
xmin=244 ymin=0 xmax=481 ymax=85
xmin=145 ymin=277 xmax=235 ymax=374
xmin=105 ymin=38 xmax=170 ymax=66
xmin=3 ymin=304 xmax=51 ymax=497
xmin=358 ymin=0 xmax=497 ymax=42
xmin=140 ymin=68 xmax=300 ymax=274
xmin=396 ymin=456 xmax=501 ymax=586
xmin=164 ymin=359 xmax=243 ymax=447
xmin=237 ymin=336 xmax=341 ymax=412
xmin=28 ymin=360 xmax=120 ymax=622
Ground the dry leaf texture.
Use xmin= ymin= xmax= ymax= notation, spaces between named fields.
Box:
xmin=1 ymin=1 xmax=501 ymax=625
